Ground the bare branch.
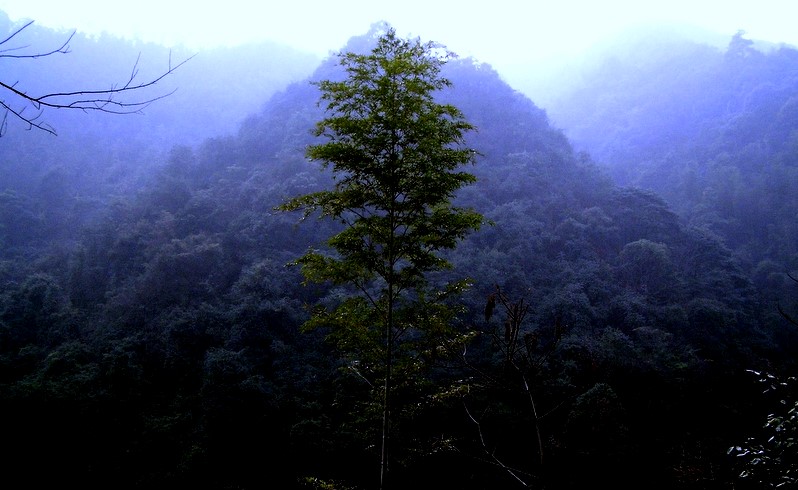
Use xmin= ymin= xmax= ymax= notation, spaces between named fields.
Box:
xmin=0 ymin=20 xmax=73 ymax=59
xmin=777 ymin=302 xmax=798 ymax=327
xmin=463 ymin=401 xmax=533 ymax=487
xmin=0 ymin=20 xmax=194 ymax=136
xmin=777 ymin=271 xmax=798 ymax=327
xmin=0 ymin=98 xmax=56 ymax=134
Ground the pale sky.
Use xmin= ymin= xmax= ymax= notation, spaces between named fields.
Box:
xmin=1 ymin=1 xmax=796 ymax=69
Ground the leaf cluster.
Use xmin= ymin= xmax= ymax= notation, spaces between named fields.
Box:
xmin=279 ymin=28 xmax=483 ymax=297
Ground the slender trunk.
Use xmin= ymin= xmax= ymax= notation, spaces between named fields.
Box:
xmin=381 ymin=150 xmax=399 ymax=490
xmin=523 ymin=374 xmax=544 ymax=466
xmin=380 ymin=283 xmax=393 ymax=490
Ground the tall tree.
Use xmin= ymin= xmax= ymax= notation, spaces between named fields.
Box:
xmin=279 ymin=25 xmax=483 ymax=488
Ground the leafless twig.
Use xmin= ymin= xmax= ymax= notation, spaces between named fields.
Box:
xmin=462 ymin=401 xmax=533 ymax=487
xmin=0 ymin=20 xmax=194 ymax=136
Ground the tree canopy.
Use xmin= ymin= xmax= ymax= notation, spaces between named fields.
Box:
xmin=0 ymin=20 xmax=795 ymax=490
xmin=279 ymin=25 xmax=483 ymax=488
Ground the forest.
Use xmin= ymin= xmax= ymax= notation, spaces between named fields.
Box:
xmin=1 ymin=12 xmax=797 ymax=490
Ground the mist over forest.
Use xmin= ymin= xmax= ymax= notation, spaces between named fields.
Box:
xmin=1 ymin=11 xmax=797 ymax=490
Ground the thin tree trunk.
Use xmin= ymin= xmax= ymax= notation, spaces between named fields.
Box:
xmin=381 ymin=283 xmax=394 ymax=490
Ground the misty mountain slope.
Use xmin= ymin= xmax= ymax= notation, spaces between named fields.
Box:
xmin=74 ymin=26 xmax=784 ymax=401
xmin=0 ymin=11 xmax=320 ymax=144
xmin=28 ymin=28 xmax=783 ymax=488
xmin=542 ymin=30 xmax=798 ymax=290
xmin=0 ymin=11 xmax=319 ymax=263
xmin=1 ymin=25 xmax=791 ymax=489
xmin=509 ymin=22 xmax=735 ymax=112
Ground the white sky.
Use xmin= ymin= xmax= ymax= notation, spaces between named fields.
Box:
xmin=1 ymin=1 xmax=796 ymax=68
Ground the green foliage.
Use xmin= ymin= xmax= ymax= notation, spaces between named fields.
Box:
xmin=547 ymin=30 xmax=798 ymax=295
xmin=618 ymin=239 xmax=679 ymax=302
xmin=279 ymin=25 xmax=483 ymax=485
xmin=0 ymin=20 xmax=791 ymax=490
xmin=299 ymin=476 xmax=359 ymax=490
xmin=729 ymin=371 xmax=798 ymax=489
xmin=280 ymin=28 xmax=483 ymax=290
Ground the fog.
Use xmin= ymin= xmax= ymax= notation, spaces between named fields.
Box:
xmin=1 ymin=5 xmax=798 ymax=489
xmin=2 ymin=0 xmax=796 ymax=102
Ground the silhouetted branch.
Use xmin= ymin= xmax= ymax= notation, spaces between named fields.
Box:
xmin=0 ymin=20 xmax=73 ymax=58
xmin=0 ymin=20 xmax=194 ymax=136
xmin=776 ymin=271 xmax=798 ymax=327
xmin=778 ymin=304 xmax=798 ymax=327
xmin=462 ymin=401 xmax=533 ymax=488
xmin=461 ymin=284 xmax=569 ymax=478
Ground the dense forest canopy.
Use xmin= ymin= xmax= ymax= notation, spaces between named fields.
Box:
xmin=0 ymin=15 xmax=797 ymax=490
xmin=545 ymin=30 xmax=798 ymax=291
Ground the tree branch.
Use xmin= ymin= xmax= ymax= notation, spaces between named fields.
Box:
xmin=0 ymin=20 xmax=194 ymax=136
xmin=462 ymin=401 xmax=533 ymax=487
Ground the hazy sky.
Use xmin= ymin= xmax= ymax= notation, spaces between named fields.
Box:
xmin=1 ymin=1 xmax=796 ymax=69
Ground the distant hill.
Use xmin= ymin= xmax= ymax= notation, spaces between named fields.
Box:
xmin=0 ymin=10 xmax=319 ymax=253
xmin=0 ymin=22 xmax=794 ymax=490
xmin=0 ymin=10 xmax=321 ymax=144
xmin=539 ymin=27 xmax=798 ymax=298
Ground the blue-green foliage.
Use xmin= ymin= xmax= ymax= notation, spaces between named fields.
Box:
xmin=0 ymin=20 xmax=794 ymax=489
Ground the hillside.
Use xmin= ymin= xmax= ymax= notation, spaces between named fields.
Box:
xmin=0 ymin=20 xmax=795 ymax=490
xmin=0 ymin=11 xmax=319 ymax=263
xmin=543 ymin=29 xmax=798 ymax=305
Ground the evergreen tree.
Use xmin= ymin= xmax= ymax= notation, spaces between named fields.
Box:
xmin=279 ymin=25 xmax=483 ymax=489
